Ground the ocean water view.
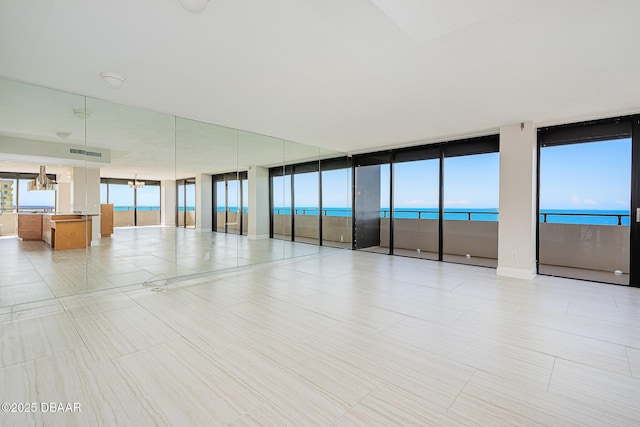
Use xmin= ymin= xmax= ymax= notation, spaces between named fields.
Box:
xmin=272 ymin=207 xmax=631 ymax=226
xmin=8 ymin=206 xmax=630 ymax=226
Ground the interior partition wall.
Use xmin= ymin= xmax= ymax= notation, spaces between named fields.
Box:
xmin=538 ymin=117 xmax=639 ymax=286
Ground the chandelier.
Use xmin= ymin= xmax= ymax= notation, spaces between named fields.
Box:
xmin=128 ymin=174 xmax=145 ymax=189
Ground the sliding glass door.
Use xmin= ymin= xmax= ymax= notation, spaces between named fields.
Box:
xmin=177 ymin=178 xmax=195 ymax=228
xmin=352 ymin=136 xmax=499 ymax=267
xmin=293 ymin=164 xmax=320 ymax=245
xmin=213 ymin=172 xmax=247 ymax=235
xmin=443 ymin=141 xmax=500 ymax=267
xmin=392 ymin=147 xmax=440 ymax=260
xmin=539 ymin=119 xmax=635 ymax=285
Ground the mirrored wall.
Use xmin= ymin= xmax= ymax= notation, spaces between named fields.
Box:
xmin=0 ymin=77 xmax=345 ymax=309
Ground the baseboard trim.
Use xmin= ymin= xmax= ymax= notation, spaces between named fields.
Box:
xmin=497 ymin=266 xmax=536 ymax=280
xmin=248 ymin=234 xmax=269 ymax=240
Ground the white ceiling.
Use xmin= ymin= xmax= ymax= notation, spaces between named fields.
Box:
xmin=1 ymin=0 xmax=640 ymax=155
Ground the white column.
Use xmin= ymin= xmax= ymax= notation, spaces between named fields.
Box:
xmin=161 ymin=180 xmax=176 ymax=226
xmin=248 ymin=165 xmax=270 ymax=239
xmin=195 ymin=173 xmax=212 ymax=232
xmin=497 ymin=121 xmax=537 ymax=280
xmin=56 ymin=183 xmax=72 ymax=213
xmin=71 ymin=166 xmax=101 ymax=245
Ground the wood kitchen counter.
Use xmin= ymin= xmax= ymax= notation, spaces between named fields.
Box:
xmin=17 ymin=213 xmax=43 ymax=240
xmin=41 ymin=214 xmax=96 ymax=250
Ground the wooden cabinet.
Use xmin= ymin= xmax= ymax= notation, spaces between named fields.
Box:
xmin=17 ymin=214 xmax=43 ymax=240
xmin=50 ymin=218 xmax=92 ymax=250
xmin=42 ymin=214 xmax=95 ymax=250
xmin=101 ymin=204 xmax=114 ymax=237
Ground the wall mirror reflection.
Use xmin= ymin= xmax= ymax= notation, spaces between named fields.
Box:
xmin=0 ymin=78 xmax=348 ymax=309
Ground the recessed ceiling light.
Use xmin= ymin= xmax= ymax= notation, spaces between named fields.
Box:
xmin=177 ymin=0 xmax=209 ymax=13
xmin=100 ymin=71 xmax=126 ymax=89
xmin=56 ymin=131 xmax=71 ymax=139
xmin=72 ymin=108 xmax=91 ymax=119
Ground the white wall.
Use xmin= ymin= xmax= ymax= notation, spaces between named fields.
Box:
xmin=248 ymin=166 xmax=270 ymax=239
xmin=497 ymin=121 xmax=537 ymax=280
xmin=71 ymin=166 xmax=101 ymax=245
xmin=161 ymin=180 xmax=176 ymax=226
xmin=195 ymin=174 xmax=212 ymax=232
xmin=56 ymin=182 xmax=71 ymax=213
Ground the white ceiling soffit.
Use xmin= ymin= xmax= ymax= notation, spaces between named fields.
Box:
xmin=369 ymin=0 xmax=528 ymax=44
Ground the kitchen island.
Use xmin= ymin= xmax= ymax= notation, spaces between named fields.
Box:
xmin=18 ymin=213 xmax=96 ymax=250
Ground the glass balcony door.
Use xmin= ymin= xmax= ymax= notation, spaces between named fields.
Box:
xmin=293 ymin=167 xmax=320 ymax=245
xmin=177 ymin=178 xmax=195 ymax=228
xmin=213 ymin=172 xmax=248 ymax=235
xmin=442 ymin=147 xmax=499 ymax=268
xmin=539 ymin=120 xmax=633 ymax=285
xmin=392 ymin=147 xmax=440 ymax=261
xmin=271 ymin=169 xmax=292 ymax=241
xmin=321 ymin=159 xmax=352 ymax=248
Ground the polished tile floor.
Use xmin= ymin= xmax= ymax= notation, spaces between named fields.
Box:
xmin=0 ymin=227 xmax=329 ymax=307
xmin=1 ymin=248 xmax=639 ymax=426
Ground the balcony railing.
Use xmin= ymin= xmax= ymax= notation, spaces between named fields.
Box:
xmin=539 ymin=212 xmax=630 ymax=226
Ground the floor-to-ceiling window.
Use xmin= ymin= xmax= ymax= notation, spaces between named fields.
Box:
xmin=177 ymin=178 xmax=196 ymax=228
xmin=351 ymin=136 xmax=499 ymax=267
xmin=101 ymin=178 xmax=161 ymax=227
xmin=270 ymin=158 xmax=352 ymax=247
xmin=0 ymin=173 xmax=57 ymax=237
xmin=17 ymin=178 xmax=56 ymax=213
xmin=442 ymin=139 xmax=500 ymax=267
xmin=270 ymin=166 xmax=292 ymax=240
xmin=215 ymin=178 xmax=226 ymax=233
xmin=392 ymin=146 xmax=440 ymax=260
xmin=135 ymin=183 xmax=161 ymax=226
xmin=241 ymin=178 xmax=248 ymax=236
xmin=321 ymin=157 xmax=352 ymax=248
xmin=105 ymin=180 xmax=134 ymax=226
xmin=538 ymin=119 xmax=633 ymax=285
xmin=293 ymin=162 xmax=320 ymax=245
xmin=213 ymin=172 xmax=248 ymax=235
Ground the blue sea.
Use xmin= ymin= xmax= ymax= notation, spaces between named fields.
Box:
xmin=115 ymin=206 xmax=161 ymax=211
xmin=271 ymin=207 xmax=631 ymax=226
xmin=16 ymin=205 xmax=629 ymax=226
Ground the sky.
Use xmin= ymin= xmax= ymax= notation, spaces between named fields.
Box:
xmin=539 ymin=138 xmax=631 ymax=211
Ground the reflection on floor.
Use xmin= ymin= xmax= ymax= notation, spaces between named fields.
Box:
xmin=273 ymin=234 xmax=352 ymax=249
xmin=1 ymin=250 xmax=639 ymax=425
xmin=540 ymin=264 xmax=629 ymax=286
xmin=0 ymin=227 xmax=333 ymax=307
xmin=359 ymin=246 xmax=498 ymax=268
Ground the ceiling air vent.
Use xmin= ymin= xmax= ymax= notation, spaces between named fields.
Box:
xmin=69 ymin=148 xmax=102 ymax=157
